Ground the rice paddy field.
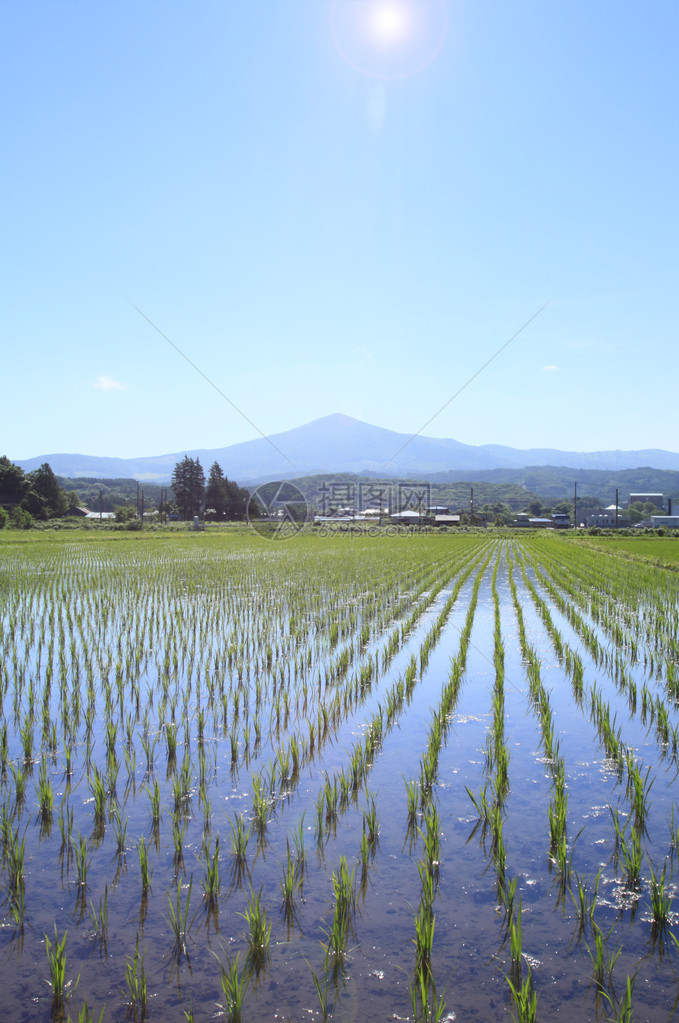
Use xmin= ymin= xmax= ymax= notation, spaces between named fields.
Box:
xmin=2 ymin=528 xmax=679 ymax=1022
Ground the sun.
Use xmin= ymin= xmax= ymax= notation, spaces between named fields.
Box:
xmin=331 ymin=0 xmax=447 ymax=80
xmin=366 ymin=1 xmax=410 ymax=46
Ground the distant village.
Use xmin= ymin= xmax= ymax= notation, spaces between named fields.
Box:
xmin=314 ymin=491 xmax=679 ymax=530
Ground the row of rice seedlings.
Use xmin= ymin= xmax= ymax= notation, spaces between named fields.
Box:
xmin=418 ymin=547 xmax=496 ymax=817
xmin=529 ymin=536 xmax=678 ymax=696
xmin=310 ymin=545 xmax=494 ymax=847
xmin=244 ymin=544 xmax=490 ymax=830
xmin=505 ymin=897 xmax=537 ymax=1021
xmin=410 ymin=802 xmax=447 ymax=1023
xmin=515 ymin=536 xmax=678 ymax=990
xmin=513 ymin=543 xmax=660 ymax=852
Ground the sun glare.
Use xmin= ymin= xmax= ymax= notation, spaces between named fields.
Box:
xmin=368 ymin=2 xmax=410 ymax=46
xmin=331 ymin=0 xmax=447 ymax=80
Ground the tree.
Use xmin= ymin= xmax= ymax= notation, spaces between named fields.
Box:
xmin=114 ymin=505 xmax=138 ymax=523
xmin=225 ymin=479 xmax=250 ymax=520
xmin=171 ymin=456 xmax=206 ymax=520
xmin=0 ymin=455 xmax=29 ymax=509
xmin=205 ymin=462 xmax=229 ymax=521
xmin=24 ymin=463 xmax=68 ymax=519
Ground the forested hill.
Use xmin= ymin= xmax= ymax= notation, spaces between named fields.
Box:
xmin=287 ymin=473 xmax=543 ymax=513
xmin=425 ymin=465 xmax=679 ymax=503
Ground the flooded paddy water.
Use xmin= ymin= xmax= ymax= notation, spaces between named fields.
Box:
xmin=1 ymin=529 xmax=679 ymax=1021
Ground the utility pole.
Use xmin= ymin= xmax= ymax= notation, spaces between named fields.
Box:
xmin=615 ymin=488 xmax=619 ymax=529
xmin=136 ymin=481 xmax=140 ymax=517
xmin=99 ymin=488 xmax=102 ymax=524
xmin=470 ymin=487 xmax=474 ymax=525
xmin=140 ymin=490 xmax=144 ymax=528
xmin=574 ymin=482 xmax=577 ymax=529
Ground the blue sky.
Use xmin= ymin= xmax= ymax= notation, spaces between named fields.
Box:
xmin=3 ymin=0 xmax=678 ymax=460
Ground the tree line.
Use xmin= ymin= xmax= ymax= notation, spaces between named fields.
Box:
xmin=0 ymin=456 xmax=74 ymax=526
xmin=170 ymin=456 xmax=251 ymax=521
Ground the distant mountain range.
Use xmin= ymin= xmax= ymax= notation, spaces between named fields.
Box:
xmin=15 ymin=413 xmax=679 ymax=482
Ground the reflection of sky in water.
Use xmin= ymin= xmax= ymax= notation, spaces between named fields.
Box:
xmin=331 ymin=0 xmax=447 ymax=80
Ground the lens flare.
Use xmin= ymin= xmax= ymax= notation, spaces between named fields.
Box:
xmin=331 ymin=0 xmax=447 ymax=80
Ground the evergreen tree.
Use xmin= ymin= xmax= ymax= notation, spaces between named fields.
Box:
xmin=171 ymin=456 xmax=206 ymax=519
xmin=205 ymin=462 xmax=229 ymax=521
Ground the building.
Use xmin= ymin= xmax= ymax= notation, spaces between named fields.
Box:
xmin=434 ymin=514 xmax=461 ymax=526
xmin=628 ymin=493 xmax=664 ymax=509
xmin=585 ymin=511 xmax=631 ymax=528
xmin=651 ymin=516 xmax=679 ymax=529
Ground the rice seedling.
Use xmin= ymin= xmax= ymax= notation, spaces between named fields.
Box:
xmin=89 ymin=765 xmax=107 ymax=834
xmin=145 ymin=778 xmax=161 ymax=826
xmin=72 ymin=832 xmax=90 ymax=888
xmin=280 ymin=840 xmax=300 ymax=922
xmin=138 ymin=835 xmax=152 ymax=893
xmin=37 ymin=758 xmax=54 ymax=825
xmin=165 ymin=722 xmax=177 ymax=763
xmin=413 ymin=901 xmax=436 ymax=977
xmin=45 ymin=925 xmax=78 ymax=1017
xmin=172 ymin=812 xmax=187 ymax=871
xmin=11 ymin=763 xmax=27 ymax=807
xmin=507 ymin=900 xmax=525 ymax=989
xmin=647 ymin=858 xmax=672 ymax=927
xmin=140 ymin=731 xmax=157 ymax=774
xmin=217 ymin=952 xmax=250 ymax=1023
xmin=6 ymin=824 xmax=26 ymax=893
xmin=87 ymin=883 xmax=109 ymax=950
xmin=409 ymin=968 xmax=448 ymax=1023
xmin=586 ymin=921 xmax=622 ymax=991
xmin=166 ymin=877 xmax=194 ymax=960
xmin=201 ymin=834 xmax=220 ymax=908
xmin=228 ymin=812 xmax=251 ymax=870
xmin=68 ymin=1002 xmax=105 ymax=1023
xmin=58 ymin=800 xmax=74 ymax=858
xmin=291 ymin=813 xmax=307 ymax=878
xmin=307 ymin=962 xmax=331 ymax=1023
xmin=506 ymin=966 xmax=538 ymax=1023
xmin=363 ymin=791 xmax=379 ymax=854
xmin=619 ymin=822 xmax=643 ymax=890
xmin=121 ymin=934 xmax=147 ymax=1019
xmin=601 ymin=974 xmax=635 ymax=1023
xmin=241 ymin=886 xmax=271 ymax=973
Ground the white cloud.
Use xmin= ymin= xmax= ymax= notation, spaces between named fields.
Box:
xmin=542 ymin=364 xmax=560 ymax=372
xmin=94 ymin=375 xmax=128 ymax=391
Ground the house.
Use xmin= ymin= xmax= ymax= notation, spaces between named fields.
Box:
xmin=434 ymin=514 xmax=460 ymax=526
xmin=551 ymin=513 xmax=570 ymax=528
xmin=390 ymin=509 xmax=430 ymax=524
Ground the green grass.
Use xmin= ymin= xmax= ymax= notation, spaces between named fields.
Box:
xmin=583 ymin=535 xmax=679 ymax=566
